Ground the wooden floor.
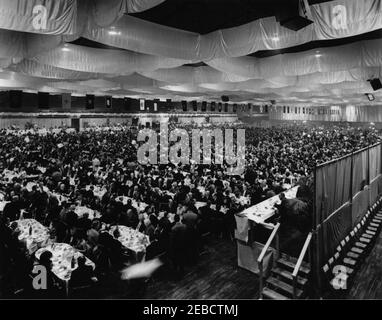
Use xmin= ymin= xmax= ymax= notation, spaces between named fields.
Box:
xmin=347 ymin=232 xmax=382 ymax=299
xmin=95 ymin=237 xmax=260 ymax=299
xmin=143 ymin=238 xmax=260 ymax=299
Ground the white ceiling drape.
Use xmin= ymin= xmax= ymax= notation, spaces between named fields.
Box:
xmin=83 ymin=0 xmax=382 ymax=61
xmin=31 ymin=44 xmax=190 ymax=74
xmin=0 ymin=0 xmax=381 ymax=105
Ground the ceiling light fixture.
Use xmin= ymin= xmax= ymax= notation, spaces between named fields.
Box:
xmin=108 ymin=29 xmax=121 ymax=36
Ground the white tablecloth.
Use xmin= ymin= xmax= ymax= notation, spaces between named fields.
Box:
xmin=86 ymin=185 xmax=107 ymax=199
xmin=240 ymin=186 xmax=299 ymax=224
xmin=35 ymin=243 xmax=95 ymax=281
xmin=115 ymin=196 xmax=148 ymax=212
xmin=14 ymin=219 xmax=50 ymax=253
xmin=74 ymin=206 xmax=100 ymax=220
xmin=50 ymin=192 xmax=68 ymax=205
xmin=0 ymin=201 xmax=9 ymax=212
xmin=109 ymin=225 xmax=150 ymax=254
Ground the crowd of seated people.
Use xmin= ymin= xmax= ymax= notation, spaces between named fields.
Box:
xmin=0 ymin=123 xmax=380 ymax=297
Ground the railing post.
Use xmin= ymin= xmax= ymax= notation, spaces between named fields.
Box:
xmin=257 ymin=222 xmax=280 ymax=299
xmin=292 ymin=232 xmax=312 ymax=299
xmin=275 ymin=233 xmax=280 ymax=262
xmin=259 ymin=261 xmax=263 ymax=300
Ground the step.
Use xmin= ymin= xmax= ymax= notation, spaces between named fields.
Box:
xmin=262 ymin=287 xmax=290 ymax=300
xmin=343 ymin=257 xmax=357 ymax=266
xmin=355 ymin=241 xmax=368 ymax=248
xmin=347 ymin=251 xmax=360 ymax=259
xmin=351 ymin=247 xmax=364 ymax=254
xmin=266 ymin=276 xmax=303 ymax=298
xmin=362 ymin=233 xmax=374 ymax=239
xmin=359 ymin=237 xmax=371 ymax=244
xmin=336 ymin=265 xmax=354 ymax=275
xmin=271 ymin=267 xmax=308 ymax=287
xmin=277 ymin=258 xmax=310 ymax=275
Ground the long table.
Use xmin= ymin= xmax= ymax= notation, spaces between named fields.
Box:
xmin=240 ymin=186 xmax=299 ymax=224
xmin=235 ymin=186 xmax=299 ymax=275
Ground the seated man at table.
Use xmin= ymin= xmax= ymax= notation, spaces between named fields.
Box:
xmin=70 ymin=255 xmax=97 ymax=287
xmin=273 ymin=192 xmax=291 ymax=224
xmin=33 ymin=251 xmax=62 ymax=298
xmin=3 ymin=195 xmax=21 ymax=222
xmin=76 ymin=212 xmax=92 ymax=231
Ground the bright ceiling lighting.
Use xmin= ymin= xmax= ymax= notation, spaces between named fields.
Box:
xmin=108 ymin=28 xmax=121 ymax=36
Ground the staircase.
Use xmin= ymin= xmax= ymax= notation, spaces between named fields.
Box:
xmin=262 ymin=253 xmax=311 ymax=300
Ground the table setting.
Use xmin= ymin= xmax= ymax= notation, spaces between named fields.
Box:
xmin=240 ymin=186 xmax=299 ymax=224
xmin=108 ymin=225 xmax=150 ymax=254
xmin=35 ymin=243 xmax=95 ymax=282
xmin=13 ymin=218 xmax=50 ymax=253
xmin=115 ymin=196 xmax=148 ymax=212
xmin=74 ymin=206 xmax=100 ymax=220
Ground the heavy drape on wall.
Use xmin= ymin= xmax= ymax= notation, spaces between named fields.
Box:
xmin=314 ymin=143 xmax=382 ymax=269
xmin=315 ymin=157 xmax=352 ymax=226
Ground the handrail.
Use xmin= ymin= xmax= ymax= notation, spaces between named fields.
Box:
xmin=257 ymin=222 xmax=280 ymax=264
xmin=257 ymin=222 xmax=281 ymax=299
xmin=292 ymin=232 xmax=313 ymax=299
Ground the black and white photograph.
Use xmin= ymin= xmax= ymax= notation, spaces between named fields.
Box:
xmin=1 ymin=0 xmax=382 ymax=308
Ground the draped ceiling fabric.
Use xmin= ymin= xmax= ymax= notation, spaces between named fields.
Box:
xmin=0 ymin=0 xmax=382 ymax=105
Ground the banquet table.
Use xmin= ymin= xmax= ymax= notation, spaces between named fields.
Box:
xmin=115 ymin=196 xmax=148 ymax=212
xmin=108 ymin=225 xmax=150 ymax=260
xmin=85 ymin=185 xmax=107 ymax=199
xmin=26 ymin=182 xmax=49 ymax=193
xmin=195 ymin=201 xmax=207 ymax=210
xmin=50 ymin=192 xmax=68 ymax=205
xmin=13 ymin=219 xmax=50 ymax=254
xmin=1 ymin=170 xmax=22 ymax=182
xmin=235 ymin=186 xmax=299 ymax=275
xmin=240 ymin=186 xmax=299 ymax=224
xmin=195 ymin=201 xmax=229 ymax=214
xmin=35 ymin=243 xmax=95 ymax=296
xmin=0 ymin=200 xmax=9 ymax=212
xmin=74 ymin=206 xmax=100 ymax=220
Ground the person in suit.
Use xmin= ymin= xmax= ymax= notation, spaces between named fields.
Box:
xmin=169 ymin=215 xmax=187 ymax=277
xmin=144 ymin=215 xmax=158 ymax=242
xmin=3 ymin=196 xmax=21 ymax=222
xmin=35 ymin=251 xmax=61 ymax=298
xmin=70 ymin=255 xmax=96 ymax=287
xmin=182 ymin=210 xmax=198 ymax=230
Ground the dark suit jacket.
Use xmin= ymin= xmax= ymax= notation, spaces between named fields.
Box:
xmin=3 ymin=202 xmax=20 ymax=221
xmin=70 ymin=265 xmax=94 ymax=287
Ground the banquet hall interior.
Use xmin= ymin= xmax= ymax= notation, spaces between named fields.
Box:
xmin=1 ymin=0 xmax=382 ymax=301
